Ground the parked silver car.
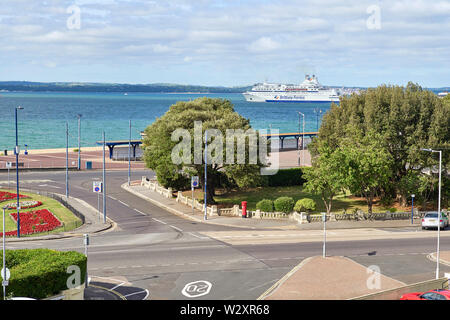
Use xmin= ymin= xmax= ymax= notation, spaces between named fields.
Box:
xmin=422 ymin=212 xmax=449 ymax=230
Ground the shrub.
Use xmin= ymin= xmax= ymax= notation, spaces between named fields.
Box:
xmin=256 ymin=199 xmax=274 ymax=212
xmin=266 ymin=168 xmax=306 ymax=187
xmin=0 ymin=249 xmax=87 ymax=300
xmin=274 ymin=196 xmax=295 ymax=213
xmin=389 ymin=207 xmax=397 ymax=213
xmin=294 ymin=198 xmax=316 ymax=212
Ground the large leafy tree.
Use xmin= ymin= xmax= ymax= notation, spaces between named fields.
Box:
xmin=303 ymin=141 xmax=346 ymax=214
xmin=310 ymin=83 xmax=449 ymax=207
xmin=142 ymin=97 xmax=266 ymax=203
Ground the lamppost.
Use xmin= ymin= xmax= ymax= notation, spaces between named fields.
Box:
xmin=314 ymin=108 xmax=322 ymax=131
xmin=77 ymin=114 xmax=82 ymax=170
xmin=421 ymin=148 xmax=442 ymax=279
xmin=297 ymin=112 xmax=305 ymax=167
xmin=204 ymin=130 xmax=208 ymax=221
xmin=128 ymin=120 xmax=131 ymax=186
xmin=411 ymin=194 xmax=415 ymax=225
xmin=15 ymin=106 xmax=23 ymax=238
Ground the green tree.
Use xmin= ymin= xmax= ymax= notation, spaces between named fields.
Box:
xmin=304 ymin=141 xmax=346 ymax=214
xmin=339 ymin=129 xmax=394 ymax=214
xmin=142 ymin=97 xmax=266 ymax=203
xmin=310 ymin=83 xmax=449 ymax=206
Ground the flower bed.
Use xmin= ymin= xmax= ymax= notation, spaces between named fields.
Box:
xmin=1 ymin=209 xmax=62 ymax=237
xmin=3 ymin=200 xmax=43 ymax=210
xmin=0 ymin=191 xmax=28 ymax=202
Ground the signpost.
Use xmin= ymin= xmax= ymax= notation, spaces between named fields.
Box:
xmin=5 ymin=162 xmax=12 ymax=189
xmin=93 ymin=181 xmax=103 ymax=221
xmin=83 ymin=234 xmax=89 ymax=287
xmin=2 ymin=207 xmax=9 ymax=299
xmin=322 ymin=212 xmax=327 ymax=258
xmin=191 ymin=176 xmax=199 ymax=215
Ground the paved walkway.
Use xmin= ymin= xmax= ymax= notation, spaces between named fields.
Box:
xmin=260 ymin=256 xmax=405 ymax=300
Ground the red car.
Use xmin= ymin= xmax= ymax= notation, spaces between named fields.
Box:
xmin=401 ymin=289 xmax=450 ymax=300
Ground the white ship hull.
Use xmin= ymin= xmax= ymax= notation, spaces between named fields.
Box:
xmin=243 ymin=91 xmax=339 ymax=103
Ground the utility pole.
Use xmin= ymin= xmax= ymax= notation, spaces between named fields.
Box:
xmin=128 ymin=120 xmax=131 ymax=186
xmin=77 ymin=114 xmax=82 ymax=170
xmin=204 ymin=130 xmax=208 ymax=221
xmin=15 ymin=106 xmax=23 ymax=238
xmin=66 ymin=122 xmax=69 ymax=198
xmin=102 ymin=131 xmax=106 ymax=224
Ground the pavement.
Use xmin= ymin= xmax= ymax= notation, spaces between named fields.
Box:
xmin=259 ymin=255 xmax=406 ymax=300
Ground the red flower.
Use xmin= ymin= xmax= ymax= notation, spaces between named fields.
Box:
xmin=2 ymin=209 xmax=62 ymax=237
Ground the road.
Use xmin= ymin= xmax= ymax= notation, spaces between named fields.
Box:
xmin=1 ymin=169 xmax=450 ymax=300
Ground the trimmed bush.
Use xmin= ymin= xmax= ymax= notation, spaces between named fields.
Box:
xmin=266 ymin=168 xmax=306 ymax=187
xmin=294 ymin=198 xmax=316 ymax=212
xmin=274 ymin=196 xmax=295 ymax=213
xmin=256 ymin=199 xmax=274 ymax=212
xmin=0 ymin=249 xmax=87 ymax=300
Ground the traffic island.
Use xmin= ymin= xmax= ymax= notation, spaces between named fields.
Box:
xmin=259 ymin=256 xmax=405 ymax=300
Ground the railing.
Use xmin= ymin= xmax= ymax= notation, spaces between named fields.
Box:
xmin=140 ymin=177 xmax=438 ymax=223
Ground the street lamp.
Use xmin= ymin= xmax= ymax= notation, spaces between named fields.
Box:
xmin=15 ymin=106 xmax=23 ymax=238
xmin=77 ymin=114 xmax=82 ymax=170
xmin=297 ymin=112 xmax=305 ymax=167
xmin=421 ymin=148 xmax=442 ymax=279
xmin=411 ymin=194 xmax=415 ymax=225
xmin=314 ymin=108 xmax=322 ymax=131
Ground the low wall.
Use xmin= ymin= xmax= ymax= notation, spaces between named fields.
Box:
xmin=350 ymin=278 xmax=449 ymax=300
xmin=44 ymin=284 xmax=85 ymax=300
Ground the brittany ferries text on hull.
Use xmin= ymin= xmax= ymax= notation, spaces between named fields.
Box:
xmin=243 ymin=75 xmax=340 ymax=103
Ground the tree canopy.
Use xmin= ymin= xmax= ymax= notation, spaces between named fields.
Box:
xmin=309 ymin=83 xmax=449 ymax=210
xmin=142 ymin=97 xmax=267 ymax=203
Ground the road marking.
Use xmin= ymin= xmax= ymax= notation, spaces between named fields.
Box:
xmin=152 ymin=218 xmax=167 ymax=225
xmin=118 ymin=200 xmax=130 ymax=207
xmin=188 ymin=232 xmax=209 ymax=240
xmin=109 ymin=196 xmax=118 ymax=201
xmin=182 ymin=281 xmax=212 ymax=298
xmin=134 ymin=209 xmax=146 ymax=216
xmin=110 ymin=282 xmax=126 ymax=291
xmin=124 ymin=290 xmax=149 ymax=299
xmin=170 ymin=225 xmax=183 ymax=232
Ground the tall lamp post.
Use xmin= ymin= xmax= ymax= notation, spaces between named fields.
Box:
xmin=411 ymin=194 xmax=415 ymax=225
xmin=314 ymin=108 xmax=322 ymax=131
xmin=297 ymin=112 xmax=305 ymax=167
xmin=77 ymin=114 xmax=82 ymax=170
xmin=421 ymin=148 xmax=442 ymax=279
xmin=15 ymin=106 xmax=23 ymax=238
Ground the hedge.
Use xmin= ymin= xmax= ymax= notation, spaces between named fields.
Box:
xmin=266 ymin=168 xmax=306 ymax=187
xmin=0 ymin=249 xmax=87 ymax=299
xmin=274 ymin=197 xmax=295 ymax=213
xmin=294 ymin=198 xmax=316 ymax=212
xmin=256 ymin=199 xmax=274 ymax=212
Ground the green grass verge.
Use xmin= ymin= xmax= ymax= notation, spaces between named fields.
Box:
xmin=208 ymin=186 xmax=400 ymax=213
xmin=0 ymin=189 xmax=82 ymax=236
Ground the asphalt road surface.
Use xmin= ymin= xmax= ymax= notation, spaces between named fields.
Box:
xmin=1 ymin=169 xmax=449 ymax=300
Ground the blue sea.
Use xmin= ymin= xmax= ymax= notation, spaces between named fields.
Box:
xmin=0 ymin=92 xmax=331 ymax=150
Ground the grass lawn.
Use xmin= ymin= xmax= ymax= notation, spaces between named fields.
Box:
xmin=184 ymin=186 xmax=412 ymax=214
xmin=0 ymin=189 xmax=82 ymax=236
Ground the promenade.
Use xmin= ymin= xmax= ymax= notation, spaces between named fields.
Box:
xmin=0 ymin=147 xmax=311 ymax=170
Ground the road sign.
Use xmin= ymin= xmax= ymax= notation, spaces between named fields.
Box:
xmin=181 ymin=280 xmax=212 ymax=298
xmin=1 ymin=268 xmax=10 ymax=281
xmin=5 ymin=162 xmax=12 ymax=169
xmin=93 ymin=181 xmax=103 ymax=193
xmin=191 ymin=176 xmax=199 ymax=188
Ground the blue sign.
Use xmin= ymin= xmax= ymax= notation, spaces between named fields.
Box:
xmin=191 ymin=176 xmax=199 ymax=188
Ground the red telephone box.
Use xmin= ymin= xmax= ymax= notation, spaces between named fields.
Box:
xmin=242 ymin=201 xmax=247 ymax=218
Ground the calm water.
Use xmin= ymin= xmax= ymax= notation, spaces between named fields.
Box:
xmin=0 ymin=92 xmax=331 ymax=150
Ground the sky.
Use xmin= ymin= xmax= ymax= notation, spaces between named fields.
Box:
xmin=0 ymin=0 xmax=449 ymax=87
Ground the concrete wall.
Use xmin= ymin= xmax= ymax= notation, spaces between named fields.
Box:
xmin=350 ymin=278 xmax=449 ymax=300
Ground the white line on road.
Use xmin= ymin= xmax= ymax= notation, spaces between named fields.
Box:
xmin=188 ymin=232 xmax=209 ymax=240
xmin=110 ymin=282 xmax=126 ymax=291
xmin=134 ymin=209 xmax=147 ymax=216
xmin=152 ymin=218 xmax=167 ymax=225
xmin=118 ymin=200 xmax=130 ymax=207
xmin=124 ymin=290 xmax=149 ymax=299
xmin=170 ymin=225 xmax=183 ymax=232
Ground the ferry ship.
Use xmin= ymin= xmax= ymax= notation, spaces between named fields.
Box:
xmin=243 ymin=75 xmax=340 ymax=103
